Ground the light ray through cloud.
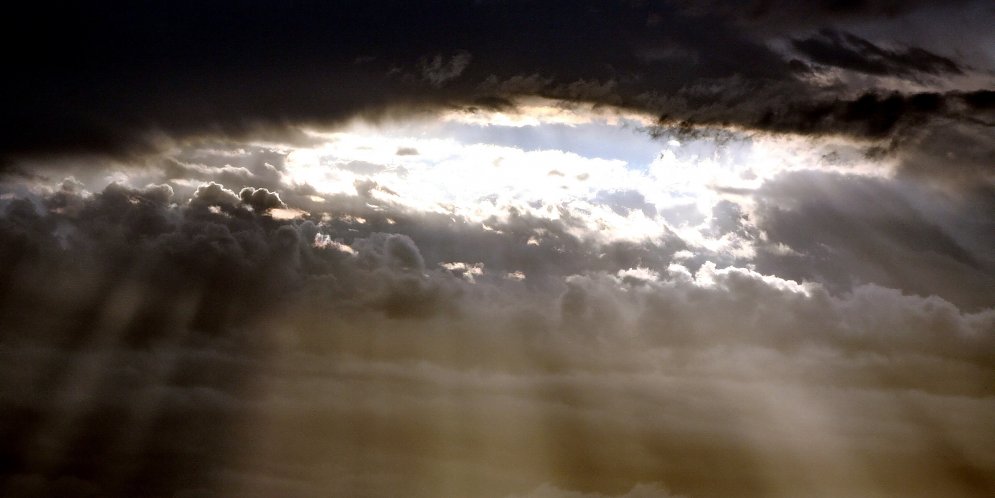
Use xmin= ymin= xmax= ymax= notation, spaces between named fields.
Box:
xmin=1 ymin=3 xmax=993 ymax=496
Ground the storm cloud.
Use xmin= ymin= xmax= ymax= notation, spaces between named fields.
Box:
xmin=1 ymin=2 xmax=993 ymax=497
xmin=1 ymin=1 xmax=992 ymax=167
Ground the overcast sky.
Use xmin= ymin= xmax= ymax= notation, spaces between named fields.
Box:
xmin=1 ymin=2 xmax=993 ymax=497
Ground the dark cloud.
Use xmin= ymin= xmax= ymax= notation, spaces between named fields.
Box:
xmin=792 ymin=29 xmax=962 ymax=76
xmin=190 ymin=182 xmax=241 ymax=209
xmin=3 ymin=0 xmax=988 ymax=166
xmin=239 ymin=187 xmax=286 ymax=213
xmin=670 ymin=0 xmax=979 ymax=28
xmin=694 ymin=88 xmax=995 ymax=142
xmin=962 ymin=89 xmax=995 ymax=110
xmin=753 ymin=170 xmax=995 ymax=310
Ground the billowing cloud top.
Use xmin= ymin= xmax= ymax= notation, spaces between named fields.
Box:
xmin=1 ymin=2 xmax=993 ymax=498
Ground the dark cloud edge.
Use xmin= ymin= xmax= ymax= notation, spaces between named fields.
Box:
xmin=1 ymin=0 xmax=991 ymax=168
xmin=4 ymin=85 xmax=991 ymax=169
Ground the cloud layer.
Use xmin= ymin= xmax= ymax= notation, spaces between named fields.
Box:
xmin=2 ymin=1 xmax=992 ymax=174
xmin=1 ymin=136 xmax=993 ymax=496
xmin=1 ymin=2 xmax=993 ymax=497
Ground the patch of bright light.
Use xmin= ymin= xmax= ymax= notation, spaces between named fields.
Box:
xmin=273 ymin=99 xmax=898 ymax=257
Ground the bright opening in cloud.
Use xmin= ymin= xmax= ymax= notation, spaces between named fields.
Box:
xmin=274 ymin=100 xmax=899 ymax=257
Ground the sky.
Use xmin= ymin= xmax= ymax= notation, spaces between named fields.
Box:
xmin=0 ymin=2 xmax=993 ymax=497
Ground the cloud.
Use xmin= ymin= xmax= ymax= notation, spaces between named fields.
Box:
xmin=2 ymin=1 xmax=990 ymax=166
xmin=752 ymin=170 xmax=995 ymax=310
xmin=1 ymin=177 xmax=993 ymax=497
xmin=510 ymin=483 xmax=684 ymax=498
xmin=190 ymin=182 xmax=241 ymax=209
xmin=239 ymin=187 xmax=286 ymax=213
xmin=420 ymin=50 xmax=473 ymax=87
xmin=792 ymin=29 xmax=962 ymax=76
xmin=671 ymin=0 xmax=979 ymax=29
xmin=1 ymin=2 xmax=993 ymax=496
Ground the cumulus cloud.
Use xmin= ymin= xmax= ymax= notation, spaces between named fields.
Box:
xmin=190 ymin=181 xmax=241 ymax=209
xmin=1 ymin=173 xmax=992 ymax=497
xmin=239 ymin=186 xmax=286 ymax=213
